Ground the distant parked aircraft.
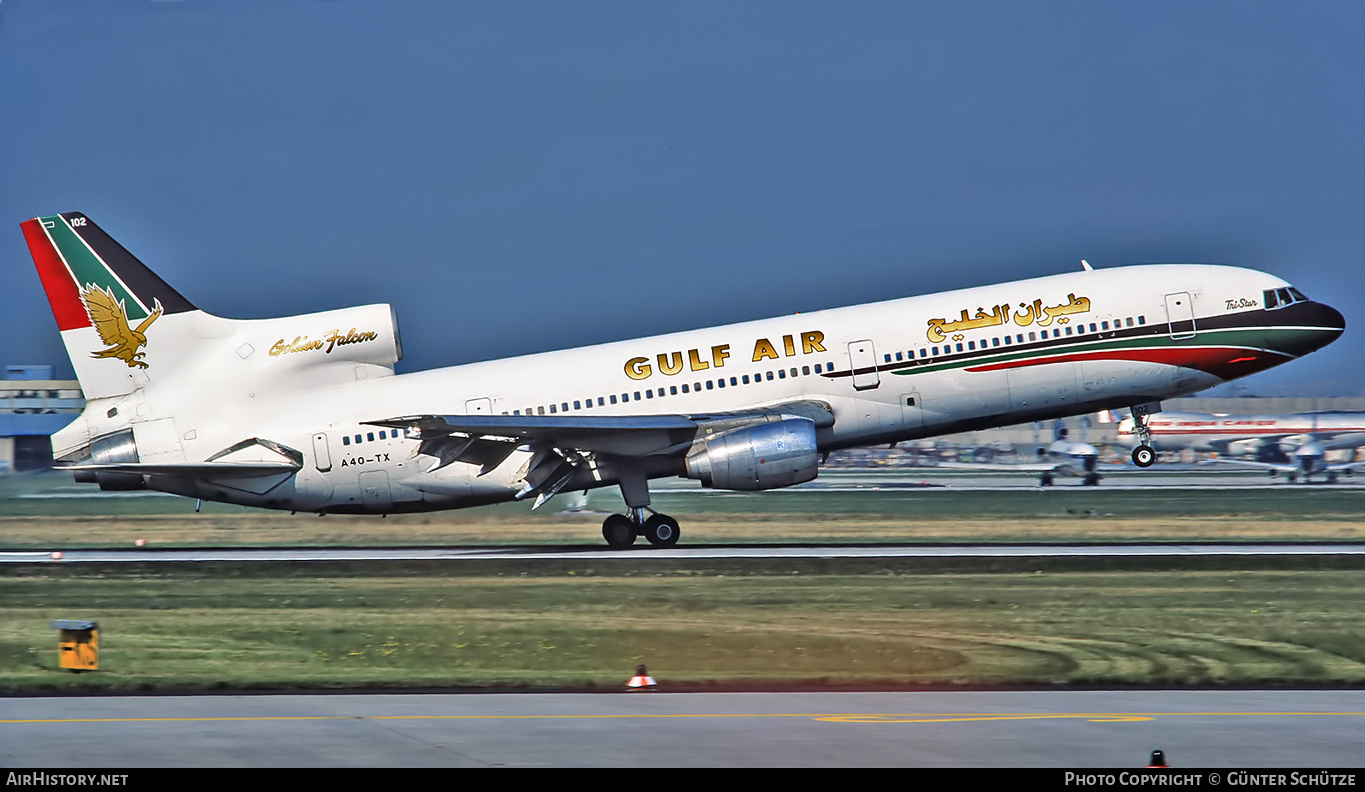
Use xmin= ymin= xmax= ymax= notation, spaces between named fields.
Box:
xmin=1118 ymin=410 xmax=1365 ymax=483
xmin=937 ymin=419 xmax=1102 ymax=486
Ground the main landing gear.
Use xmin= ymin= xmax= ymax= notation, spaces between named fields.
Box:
xmin=601 ymin=468 xmax=681 ymax=549
xmin=1129 ymin=403 xmax=1157 ymax=468
xmin=601 ymin=509 xmax=681 ymax=550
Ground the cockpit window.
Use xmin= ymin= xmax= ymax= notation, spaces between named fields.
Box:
xmin=1263 ymin=286 xmax=1309 ymax=310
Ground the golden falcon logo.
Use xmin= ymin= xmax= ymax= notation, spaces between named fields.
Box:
xmin=79 ymin=284 xmax=163 ymax=370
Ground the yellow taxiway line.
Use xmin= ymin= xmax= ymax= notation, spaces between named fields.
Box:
xmin=6 ymin=711 xmax=1365 ymax=725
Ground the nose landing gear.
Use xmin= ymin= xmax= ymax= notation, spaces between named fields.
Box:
xmin=1129 ymin=403 xmax=1157 ymax=468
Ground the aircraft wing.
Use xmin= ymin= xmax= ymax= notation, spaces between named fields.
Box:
xmin=1203 ymin=457 xmax=1363 ymax=476
xmin=367 ymin=399 xmax=836 ymax=474
xmin=933 ymin=461 xmax=1071 ymax=473
xmin=1319 ymin=433 xmax=1365 ymax=451
xmin=1203 ymin=435 xmax=1293 ymax=453
xmin=1201 ymin=458 xmax=1302 ymax=474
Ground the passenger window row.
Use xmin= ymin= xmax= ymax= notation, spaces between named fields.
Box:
xmin=885 ymin=315 xmax=1147 ymax=364
xmin=507 ymin=361 xmax=836 ymax=416
xmin=342 ymin=429 xmax=396 ymax=446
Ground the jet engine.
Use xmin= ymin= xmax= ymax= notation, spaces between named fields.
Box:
xmin=69 ymin=428 xmax=147 ymax=490
xmin=256 ymin=303 xmax=403 ymax=370
xmin=683 ymin=418 xmax=819 ymax=491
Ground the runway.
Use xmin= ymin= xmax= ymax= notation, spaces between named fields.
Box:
xmin=4 ymin=690 xmax=1364 ymax=767
xmin=5 ymin=542 xmax=1365 ymax=564
xmin=734 ymin=470 xmax=1365 ymax=491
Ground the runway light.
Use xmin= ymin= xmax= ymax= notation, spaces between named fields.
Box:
xmin=49 ymin=551 xmax=63 ymax=561
xmin=1148 ymin=749 xmax=1168 ymax=768
xmin=134 ymin=539 xmax=146 ymax=547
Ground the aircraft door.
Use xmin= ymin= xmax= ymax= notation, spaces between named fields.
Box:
xmin=358 ymin=470 xmax=393 ymax=509
xmin=465 ymin=397 xmax=493 ymax=415
xmin=901 ymin=391 xmax=924 ymax=431
xmin=847 ymin=340 xmax=880 ymax=391
xmin=1164 ymin=292 xmax=1196 ymax=340
xmin=312 ymin=433 xmax=332 ymax=472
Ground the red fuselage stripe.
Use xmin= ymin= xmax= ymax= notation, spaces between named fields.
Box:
xmin=963 ymin=346 xmax=1290 ymax=376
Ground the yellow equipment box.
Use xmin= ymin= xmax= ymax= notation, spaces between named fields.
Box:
xmin=50 ymin=620 xmax=99 ymax=671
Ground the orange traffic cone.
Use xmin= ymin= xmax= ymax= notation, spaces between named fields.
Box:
xmin=626 ymin=664 xmax=656 ymax=691
xmin=1148 ymin=750 xmax=1167 ymax=768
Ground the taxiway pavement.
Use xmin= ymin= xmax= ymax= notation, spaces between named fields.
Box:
xmin=5 ymin=690 xmax=1364 ymax=767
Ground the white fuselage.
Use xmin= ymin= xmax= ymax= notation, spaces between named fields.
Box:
xmin=51 ymin=263 xmax=1338 ymax=513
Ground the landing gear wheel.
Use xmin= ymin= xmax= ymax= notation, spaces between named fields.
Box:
xmin=1083 ymin=473 xmax=1101 ymax=486
xmin=642 ymin=513 xmax=681 ymax=547
xmin=1040 ymin=472 xmax=1054 ymax=487
xmin=1132 ymin=445 xmax=1156 ymax=468
xmin=602 ymin=514 xmax=637 ymax=549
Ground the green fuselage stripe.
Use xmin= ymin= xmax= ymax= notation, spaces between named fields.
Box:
xmin=886 ymin=326 xmax=1318 ymax=378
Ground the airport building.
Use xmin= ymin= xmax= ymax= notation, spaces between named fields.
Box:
xmin=0 ymin=365 xmax=83 ymax=473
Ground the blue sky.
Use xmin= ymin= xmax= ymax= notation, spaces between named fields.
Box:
xmin=3 ymin=1 xmax=1362 ymax=396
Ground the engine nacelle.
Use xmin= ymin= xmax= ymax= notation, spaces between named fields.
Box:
xmin=684 ymin=418 xmax=819 ymax=491
xmin=256 ymin=303 xmax=403 ymax=370
xmin=94 ymin=472 xmax=147 ymax=491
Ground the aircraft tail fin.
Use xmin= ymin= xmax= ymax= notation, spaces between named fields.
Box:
xmin=20 ymin=213 xmax=200 ymax=400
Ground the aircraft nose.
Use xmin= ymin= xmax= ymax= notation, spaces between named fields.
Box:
xmin=1313 ymin=301 xmax=1347 ymax=332
xmin=1250 ymin=299 xmax=1344 ymax=363
xmin=1306 ymin=300 xmax=1346 ymax=349
xmin=1288 ymin=300 xmax=1345 ymax=356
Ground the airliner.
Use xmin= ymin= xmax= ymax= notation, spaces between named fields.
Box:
xmin=21 ymin=213 xmax=1345 ymax=547
xmin=1118 ymin=410 xmax=1365 ymax=483
xmin=1118 ymin=410 xmax=1365 ymax=458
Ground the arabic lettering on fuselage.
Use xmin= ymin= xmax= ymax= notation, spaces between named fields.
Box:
xmin=926 ymin=293 xmax=1092 ymax=343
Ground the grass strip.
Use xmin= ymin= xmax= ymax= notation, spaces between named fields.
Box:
xmin=5 ymin=563 xmax=1365 ymax=692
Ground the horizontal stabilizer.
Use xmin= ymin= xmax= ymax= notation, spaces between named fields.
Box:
xmin=63 ymin=461 xmax=300 ymax=478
